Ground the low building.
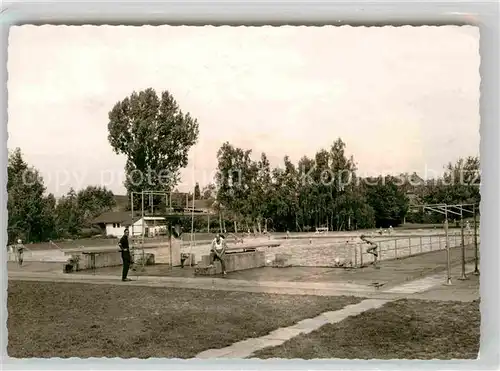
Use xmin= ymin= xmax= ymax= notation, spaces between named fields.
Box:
xmin=92 ymin=211 xmax=167 ymax=238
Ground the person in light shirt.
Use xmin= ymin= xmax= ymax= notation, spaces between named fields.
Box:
xmin=15 ymin=239 xmax=25 ymax=267
xmin=209 ymin=233 xmax=227 ymax=276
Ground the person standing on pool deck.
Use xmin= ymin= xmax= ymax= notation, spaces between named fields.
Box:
xmin=209 ymin=233 xmax=227 ymax=276
xmin=15 ymin=239 xmax=25 ymax=267
xmin=118 ymin=228 xmax=132 ymax=281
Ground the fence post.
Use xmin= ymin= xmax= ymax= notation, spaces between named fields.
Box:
xmin=354 ymin=243 xmax=358 ymax=267
xmin=408 ymin=237 xmax=412 ymax=256
xmin=394 ymin=239 xmax=398 ymax=259
xmin=473 ymin=204 xmax=479 ymax=275
xmin=444 ymin=217 xmax=451 ymax=285
xmin=419 ymin=236 xmax=423 ymax=254
xmin=459 ymin=218 xmax=467 ymax=280
xmin=360 ymin=244 xmax=363 ymax=267
xmin=430 ymin=235 xmax=433 ymax=251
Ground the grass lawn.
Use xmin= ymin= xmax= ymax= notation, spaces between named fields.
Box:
xmin=8 ymin=280 xmax=361 ymax=358
xmin=254 ymin=299 xmax=480 ymax=360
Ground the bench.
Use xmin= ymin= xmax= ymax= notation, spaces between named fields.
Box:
xmin=226 ymin=246 xmax=257 ymax=253
xmin=315 ymin=227 xmax=329 ymax=234
xmin=195 ymin=250 xmax=266 ymax=276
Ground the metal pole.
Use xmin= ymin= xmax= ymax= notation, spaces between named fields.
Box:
xmin=354 ymin=244 xmax=358 ymax=267
xmin=169 ymin=221 xmax=173 ymax=270
xmin=473 ymin=204 xmax=479 ymax=275
xmin=141 ymin=191 xmax=145 ymax=241
xmin=191 ymin=187 xmax=195 ymax=246
xmin=458 ymin=210 xmax=467 ymax=280
xmin=360 ymin=243 xmax=363 ymax=266
xmin=131 ymin=192 xmax=134 ymax=238
xmin=444 ymin=209 xmax=452 ymax=285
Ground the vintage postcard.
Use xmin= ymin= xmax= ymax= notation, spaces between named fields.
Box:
xmin=7 ymin=25 xmax=480 ymax=359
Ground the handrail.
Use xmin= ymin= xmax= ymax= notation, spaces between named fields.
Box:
xmin=352 ymin=231 xmax=480 ymax=266
xmin=362 ymin=231 xmax=477 ymax=245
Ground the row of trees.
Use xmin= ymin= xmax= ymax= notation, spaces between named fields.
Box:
xmin=7 ymin=148 xmax=116 ymax=244
xmin=213 ymin=139 xmax=480 ymax=233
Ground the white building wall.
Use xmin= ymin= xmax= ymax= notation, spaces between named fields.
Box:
xmin=105 ymin=223 xmax=127 ymax=237
xmin=105 ymin=218 xmax=166 ymax=238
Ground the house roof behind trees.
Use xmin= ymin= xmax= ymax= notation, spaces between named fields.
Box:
xmin=188 ymin=198 xmax=215 ymax=210
xmin=92 ymin=211 xmax=141 ymax=226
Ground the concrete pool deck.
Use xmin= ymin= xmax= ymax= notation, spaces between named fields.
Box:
xmin=8 ymin=245 xmax=478 ymax=298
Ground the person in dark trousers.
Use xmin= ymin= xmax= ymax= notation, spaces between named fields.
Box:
xmin=118 ymin=228 xmax=132 ymax=281
xmin=209 ymin=233 xmax=227 ymax=276
xmin=360 ymin=234 xmax=379 ymax=267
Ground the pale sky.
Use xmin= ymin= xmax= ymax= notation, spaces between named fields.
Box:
xmin=8 ymin=25 xmax=480 ymax=197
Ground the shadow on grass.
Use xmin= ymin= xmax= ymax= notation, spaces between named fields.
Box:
xmin=8 ymin=281 xmax=361 ymax=358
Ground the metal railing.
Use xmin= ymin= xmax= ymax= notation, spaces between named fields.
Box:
xmin=353 ymin=232 xmax=479 ymax=267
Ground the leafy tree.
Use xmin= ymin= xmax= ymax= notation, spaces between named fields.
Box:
xmin=55 ymin=188 xmax=82 ymax=238
xmin=213 ymin=140 xmax=477 ymax=233
xmin=215 ymin=142 xmax=256 ymax=230
xmin=364 ymin=176 xmax=409 ymax=227
xmin=194 ymin=182 xmax=201 ymax=200
xmin=326 ymin=138 xmax=359 ymax=230
xmin=413 ymin=156 xmax=480 ymax=223
xmin=77 ymin=186 xmax=116 ymax=225
xmin=107 ymin=88 xmax=199 ymax=208
xmin=442 ymin=156 xmax=480 ymax=206
xmin=249 ymin=153 xmax=272 ymax=232
xmin=201 ymin=183 xmax=217 ymax=200
xmin=7 ymin=148 xmax=56 ymax=243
